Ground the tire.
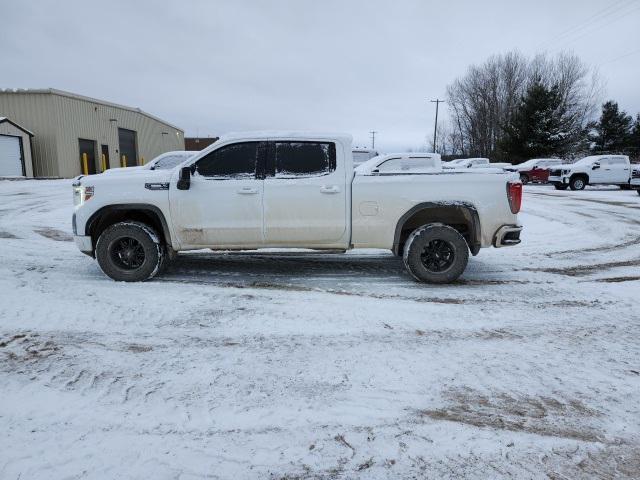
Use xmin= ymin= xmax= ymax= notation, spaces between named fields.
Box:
xmin=95 ymin=221 xmax=165 ymax=282
xmin=519 ymin=174 xmax=530 ymax=185
xmin=569 ymin=176 xmax=586 ymax=191
xmin=554 ymin=184 xmax=568 ymax=190
xmin=403 ymin=224 xmax=469 ymax=284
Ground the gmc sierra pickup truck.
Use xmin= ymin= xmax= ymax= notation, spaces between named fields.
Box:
xmin=548 ymin=155 xmax=631 ymax=190
xmin=72 ymin=132 xmax=523 ymax=284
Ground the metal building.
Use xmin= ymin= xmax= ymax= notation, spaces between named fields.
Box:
xmin=0 ymin=117 xmax=34 ymax=177
xmin=0 ymin=89 xmax=184 ymax=177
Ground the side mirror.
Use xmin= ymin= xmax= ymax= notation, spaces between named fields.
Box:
xmin=177 ymin=166 xmax=191 ymax=190
xmin=592 ymin=163 xmax=600 ymax=170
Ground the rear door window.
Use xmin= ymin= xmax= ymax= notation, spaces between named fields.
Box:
xmin=194 ymin=142 xmax=258 ymax=178
xmin=273 ymin=142 xmax=336 ymax=177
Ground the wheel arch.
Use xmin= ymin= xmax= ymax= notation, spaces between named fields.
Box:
xmin=392 ymin=202 xmax=481 ymax=256
xmin=570 ymin=172 xmax=589 ymax=183
xmin=86 ymin=204 xmax=172 ymax=254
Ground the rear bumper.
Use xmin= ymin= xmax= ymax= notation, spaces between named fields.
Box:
xmin=493 ymin=225 xmax=522 ymax=247
xmin=74 ymin=235 xmax=93 ymax=256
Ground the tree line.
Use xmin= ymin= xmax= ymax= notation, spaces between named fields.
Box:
xmin=439 ymin=50 xmax=640 ymax=163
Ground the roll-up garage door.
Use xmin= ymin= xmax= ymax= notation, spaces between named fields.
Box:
xmin=0 ymin=135 xmax=24 ymax=176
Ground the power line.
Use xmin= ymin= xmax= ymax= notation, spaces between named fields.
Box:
xmin=557 ymin=2 xmax=640 ymax=49
xmin=599 ymin=46 xmax=640 ymax=66
xmin=536 ymin=0 xmax=634 ymax=50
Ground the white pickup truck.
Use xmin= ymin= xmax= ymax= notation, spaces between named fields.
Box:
xmin=548 ymin=155 xmax=631 ymax=190
xmin=72 ymin=132 xmax=523 ymax=284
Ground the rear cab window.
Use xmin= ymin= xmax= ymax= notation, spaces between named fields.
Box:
xmin=272 ymin=141 xmax=336 ymax=178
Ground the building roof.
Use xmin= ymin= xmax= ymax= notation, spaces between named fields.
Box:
xmin=0 ymin=116 xmax=34 ymax=136
xmin=0 ymin=88 xmax=182 ymax=132
xmin=218 ymin=131 xmax=353 ymax=143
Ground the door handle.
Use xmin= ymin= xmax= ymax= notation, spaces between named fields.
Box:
xmin=320 ymin=185 xmax=340 ymax=194
xmin=237 ymin=187 xmax=258 ymax=194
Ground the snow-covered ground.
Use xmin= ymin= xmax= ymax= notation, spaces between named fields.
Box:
xmin=1 ymin=180 xmax=639 ymax=479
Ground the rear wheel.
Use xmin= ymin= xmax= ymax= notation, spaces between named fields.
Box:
xmin=403 ymin=224 xmax=469 ymax=284
xmin=570 ymin=176 xmax=586 ymax=191
xmin=96 ymin=221 xmax=165 ymax=282
xmin=554 ymin=184 xmax=568 ymax=190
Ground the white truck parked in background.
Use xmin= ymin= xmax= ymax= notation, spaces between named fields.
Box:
xmin=72 ymin=132 xmax=523 ymax=284
xmin=102 ymin=151 xmax=197 ymax=174
xmin=631 ymin=165 xmax=640 ymax=195
xmin=548 ymin=155 xmax=631 ymax=191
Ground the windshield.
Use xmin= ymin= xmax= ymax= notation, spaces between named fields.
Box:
xmin=517 ymin=159 xmax=537 ymax=168
xmin=153 ymin=154 xmax=192 ymax=170
xmin=573 ymin=156 xmax=599 ymax=166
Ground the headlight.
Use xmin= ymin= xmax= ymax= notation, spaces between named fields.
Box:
xmin=73 ymin=186 xmax=94 ymax=206
xmin=562 ymin=169 xmax=570 ymax=175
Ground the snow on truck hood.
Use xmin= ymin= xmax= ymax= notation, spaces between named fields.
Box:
xmin=78 ymin=168 xmax=174 ymax=185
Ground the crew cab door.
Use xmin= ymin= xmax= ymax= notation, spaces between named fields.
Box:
xmin=169 ymin=141 xmax=265 ymax=247
xmin=610 ymin=157 xmax=630 ymax=183
xmin=263 ymin=140 xmax=348 ymax=246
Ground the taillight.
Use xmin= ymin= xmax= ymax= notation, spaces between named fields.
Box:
xmin=507 ymin=182 xmax=522 ymax=214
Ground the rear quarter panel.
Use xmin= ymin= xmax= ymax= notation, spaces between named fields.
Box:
xmin=351 ymin=172 xmax=519 ymax=249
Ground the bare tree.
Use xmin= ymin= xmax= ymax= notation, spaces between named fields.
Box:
xmin=446 ymin=51 xmax=602 ymax=161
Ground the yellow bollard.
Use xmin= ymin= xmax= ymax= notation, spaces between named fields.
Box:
xmin=121 ymin=155 xmax=127 ymax=168
xmin=101 ymin=154 xmax=107 ymax=172
xmin=140 ymin=156 xmax=145 ymax=166
xmin=82 ymin=153 xmax=88 ymax=175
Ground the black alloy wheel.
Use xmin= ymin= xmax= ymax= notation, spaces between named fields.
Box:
xmin=420 ymin=239 xmax=455 ymax=273
xmin=109 ymin=237 xmax=146 ymax=270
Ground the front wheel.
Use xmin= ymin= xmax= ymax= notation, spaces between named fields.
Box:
xmin=95 ymin=221 xmax=165 ymax=281
xmin=403 ymin=224 xmax=469 ymax=284
xmin=570 ymin=176 xmax=586 ymax=191
xmin=519 ymin=174 xmax=530 ymax=185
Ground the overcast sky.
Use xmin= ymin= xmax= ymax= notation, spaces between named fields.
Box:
xmin=2 ymin=0 xmax=639 ymax=151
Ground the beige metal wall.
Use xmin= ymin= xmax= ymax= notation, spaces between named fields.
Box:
xmin=0 ymin=90 xmax=185 ymax=177
xmin=0 ymin=121 xmax=34 ymax=177
xmin=0 ymin=93 xmax=59 ymax=176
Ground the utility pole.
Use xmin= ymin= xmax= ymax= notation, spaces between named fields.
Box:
xmin=370 ymin=130 xmax=377 ymax=150
xmin=430 ymin=99 xmax=445 ymax=152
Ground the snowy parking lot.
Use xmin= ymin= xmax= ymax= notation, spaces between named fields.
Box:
xmin=1 ymin=179 xmax=639 ymax=478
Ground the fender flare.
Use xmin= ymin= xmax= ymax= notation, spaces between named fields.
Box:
xmin=86 ymin=204 xmax=173 ymax=246
xmin=392 ymin=202 xmax=482 ymax=256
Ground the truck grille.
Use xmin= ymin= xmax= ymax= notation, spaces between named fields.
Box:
xmin=550 ymin=169 xmax=562 ymax=176
xmin=632 ymin=169 xmax=640 ymax=179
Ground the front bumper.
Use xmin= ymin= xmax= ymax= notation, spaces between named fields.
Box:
xmin=548 ymin=175 xmax=569 ymax=184
xmin=74 ymin=235 xmax=93 ymax=255
xmin=493 ymin=225 xmax=523 ymax=247
xmin=631 ymin=179 xmax=640 ymax=190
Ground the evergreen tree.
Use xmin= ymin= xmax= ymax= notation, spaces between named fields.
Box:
xmin=630 ymin=114 xmax=640 ymax=158
xmin=590 ymin=101 xmax=633 ymax=152
xmin=499 ymin=81 xmax=578 ymax=163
